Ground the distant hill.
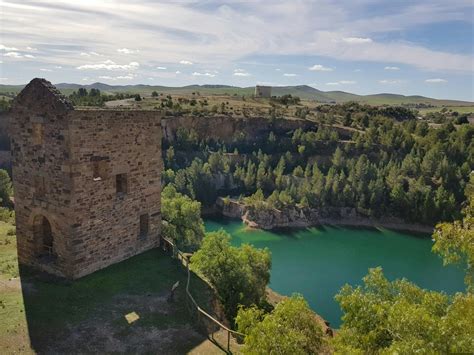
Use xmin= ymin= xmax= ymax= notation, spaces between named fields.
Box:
xmin=1 ymin=82 xmax=472 ymax=107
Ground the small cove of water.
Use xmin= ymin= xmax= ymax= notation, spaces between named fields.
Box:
xmin=204 ymin=217 xmax=466 ymax=328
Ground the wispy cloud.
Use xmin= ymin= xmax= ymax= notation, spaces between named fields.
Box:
xmin=156 ymin=66 xmax=167 ymax=70
xmin=77 ymin=60 xmax=139 ymax=71
xmin=117 ymin=48 xmax=139 ymax=54
xmin=379 ymin=79 xmax=404 ymax=84
xmin=80 ymin=51 xmax=102 ymax=57
xmin=384 ymin=66 xmax=400 ymax=70
xmin=326 ymin=80 xmax=356 ymax=86
xmin=99 ymin=74 xmax=135 ymax=80
xmin=342 ymin=37 xmax=373 ymax=44
xmin=234 ymin=72 xmax=251 ymax=77
xmin=192 ymin=72 xmax=216 ymax=77
xmin=40 ymin=68 xmax=52 ymax=72
xmin=0 ymin=44 xmax=18 ymax=51
xmin=283 ymin=73 xmax=297 ymax=77
xmin=309 ymin=64 xmax=333 ymax=72
xmin=233 ymin=69 xmax=251 ymax=77
xmin=3 ymin=51 xmax=35 ymax=59
xmin=425 ymin=78 xmax=447 ymax=83
xmin=0 ymin=0 xmax=471 ymax=98
xmin=4 ymin=52 xmax=22 ymax=58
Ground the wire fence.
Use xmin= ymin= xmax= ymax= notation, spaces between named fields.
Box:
xmin=161 ymin=236 xmax=245 ymax=354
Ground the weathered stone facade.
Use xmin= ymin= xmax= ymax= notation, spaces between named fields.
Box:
xmin=10 ymin=78 xmax=162 ymax=279
xmin=254 ymin=85 xmax=272 ymax=98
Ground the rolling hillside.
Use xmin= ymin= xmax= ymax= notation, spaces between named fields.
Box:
xmin=0 ymin=82 xmax=472 ymax=107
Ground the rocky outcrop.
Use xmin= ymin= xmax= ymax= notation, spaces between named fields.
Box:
xmin=162 ymin=115 xmax=314 ymax=143
xmin=215 ymin=197 xmax=434 ymax=234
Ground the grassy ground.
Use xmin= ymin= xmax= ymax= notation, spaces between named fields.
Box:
xmin=0 ymin=222 xmax=229 ymax=354
xmin=418 ymin=105 xmax=474 ymax=114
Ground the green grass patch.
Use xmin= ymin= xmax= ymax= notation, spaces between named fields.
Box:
xmin=0 ymin=235 xmax=216 ymax=353
xmin=0 ymin=221 xmax=18 ymax=278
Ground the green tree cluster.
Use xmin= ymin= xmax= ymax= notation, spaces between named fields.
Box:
xmin=0 ymin=169 xmax=12 ymax=207
xmin=161 ymin=185 xmax=205 ymax=251
xmin=191 ymin=230 xmax=271 ymax=321
xmin=334 ymin=267 xmax=474 ymax=353
xmin=236 ymin=295 xmax=324 ymax=354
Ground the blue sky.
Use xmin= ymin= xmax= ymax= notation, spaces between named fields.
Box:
xmin=0 ymin=0 xmax=473 ymax=100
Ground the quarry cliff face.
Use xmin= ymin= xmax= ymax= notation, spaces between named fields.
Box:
xmin=162 ymin=115 xmax=313 ymax=143
xmin=216 ymin=197 xmax=434 ymax=233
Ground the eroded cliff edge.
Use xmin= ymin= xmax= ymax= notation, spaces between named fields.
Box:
xmin=216 ymin=197 xmax=434 ymax=234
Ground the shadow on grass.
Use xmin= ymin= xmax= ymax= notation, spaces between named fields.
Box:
xmin=19 ymin=248 xmax=218 ymax=354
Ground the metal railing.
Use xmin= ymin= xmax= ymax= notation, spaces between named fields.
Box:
xmin=161 ymin=236 xmax=245 ymax=353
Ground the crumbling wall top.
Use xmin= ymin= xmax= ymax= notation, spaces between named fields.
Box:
xmin=12 ymin=78 xmax=74 ymax=113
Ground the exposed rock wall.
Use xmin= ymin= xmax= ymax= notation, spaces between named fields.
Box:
xmin=216 ymin=197 xmax=433 ymax=234
xmin=162 ymin=115 xmax=314 ymax=143
xmin=0 ymin=112 xmax=10 ymax=150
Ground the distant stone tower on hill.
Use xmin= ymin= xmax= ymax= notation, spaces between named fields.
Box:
xmin=10 ymin=78 xmax=162 ymax=279
xmin=255 ymin=85 xmax=272 ymax=98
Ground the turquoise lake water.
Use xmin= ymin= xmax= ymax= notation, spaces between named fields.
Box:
xmin=204 ymin=217 xmax=466 ymax=328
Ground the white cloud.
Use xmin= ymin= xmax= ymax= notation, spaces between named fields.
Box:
xmin=192 ymin=72 xmax=216 ymax=77
xmin=117 ymin=48 xmax=139 ymax=54
xmin=54 ymin=66 xmax=62 ymax=69
xmin=384 ymin=66 xmax=400 ymax=70
xmin=283 ymin=73 xmax=297 ymax=77
xmin=326 ymin=80 xmax=356 ymax=86
xmin=0 ymin=44 xmax=18 ymax=51
xmin=379 ymin=79 xmax=404 ymax=84
xmin=4 ymin=52 xmax=22 ymax=58
xmin=40 ymin=68 xmax=52 ymax=72
xmin=234 ymin=68 xmax=246 ymax=72
xmin=179 ymin=60 xmax=193 ymax=65
xmin=24 ymin=54 xmax=35 ymax=58
xmin=26 ymin=46 xmax=38 ymax=51
xmin=309 ymin=64 xmax=333 ymax=72
xmin=0 ymin=77 xmax=7 ymax=81
xmin=0 ymin=0 xmax=471 ymax=93
xmin=77 ymin=60 xmax=140 ymax=71
xmin=425 ymin=78 xmax=447 ymax=83
xmin=275 ymin=68 xmax=281 ymax=71
xmin=99 ymin=74 xmax=135 ymax=80
xmin=156 ymin=66 xmax=167 ymax=70
xmin=233 ymin=72 xmax=251 ymax=77
xmin=342 ymin=37 xmax=373 ymax=44
xmin=175 ymin=71 xmax=181 ymax=74
xmin=80 ymin=51 xmax=102 ymax=57
xmin=116 ymin=74 xmax=134 ymax=80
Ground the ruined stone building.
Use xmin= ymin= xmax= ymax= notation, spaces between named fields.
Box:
xmin=9 ymin=78 xmax=162 ymax=279
xmin=254 ymin=85 xmax=272 ymax=98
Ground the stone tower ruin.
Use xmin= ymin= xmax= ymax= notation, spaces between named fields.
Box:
xmin=10 ymin=78 xmax=162 ymax=279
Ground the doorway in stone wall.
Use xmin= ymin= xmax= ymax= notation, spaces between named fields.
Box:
xmin=33 ymin=215 xmax=56 ymax=262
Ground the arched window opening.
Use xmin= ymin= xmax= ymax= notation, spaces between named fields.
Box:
xmin=33 ymin=215 xmax=56 ymax=261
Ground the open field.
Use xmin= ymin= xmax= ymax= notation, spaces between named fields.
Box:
xmin=1 ymin=83 xmax=472 ymax=107
xmin=417 ymin=105 xmax=474 ymax=114
xmin=0 ymin=223 xmax=228 ymax=354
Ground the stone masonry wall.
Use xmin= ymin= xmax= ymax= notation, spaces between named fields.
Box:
xmin=67 ymin=110 xmax=161 ymax=278
xmin=10 ymin=79 xmax=75 ymax=277
xmin=10 ymin=79 xmax=162 ymax=279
